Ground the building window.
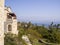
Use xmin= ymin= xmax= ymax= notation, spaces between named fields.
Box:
xmin=8 ymin=25 xmax=12 ymax=31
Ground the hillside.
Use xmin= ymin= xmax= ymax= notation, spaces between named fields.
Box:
xmin=5 ymin=22 xmax=60 ymax=45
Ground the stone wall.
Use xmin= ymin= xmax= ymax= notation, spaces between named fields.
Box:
xmin=4 ymin=7 xmax=18 ymax=35
xmin=12 ymin=19 xmax=18 ymax=35
xmin=0 ymin=0 xmax=5 ymax=45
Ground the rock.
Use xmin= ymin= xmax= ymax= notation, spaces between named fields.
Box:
xmin=22 ymin=35 xmax=32 ymax=45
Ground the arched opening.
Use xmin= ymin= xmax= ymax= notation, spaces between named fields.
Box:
xmin=8 ymin=25 xmax=12 ymax=31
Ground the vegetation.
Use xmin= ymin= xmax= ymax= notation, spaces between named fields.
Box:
xmin=5 ymin=22 xmax=60 ymax=45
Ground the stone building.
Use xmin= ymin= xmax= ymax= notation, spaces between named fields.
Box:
xmin=0 ymin=0 xmax=18 ymax=45
xmin=4 ymin=6 xmax=18 ymax=35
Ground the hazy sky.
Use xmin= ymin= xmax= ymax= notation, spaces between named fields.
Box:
xmin=5 ymin=0 xmax=60 ymax=24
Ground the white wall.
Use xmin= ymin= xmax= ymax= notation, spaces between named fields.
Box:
xmin=0 ymin=0 xmax=5 ymax=45
xmin=12 ymin=19 xmax=18 ymax=35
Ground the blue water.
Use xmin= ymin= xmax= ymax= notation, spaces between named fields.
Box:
xmin=32 ymin=22 xmax=60 ymax=28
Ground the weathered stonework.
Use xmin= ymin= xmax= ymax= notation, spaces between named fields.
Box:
xmin=4 ymin=7 xmax=18 ymax=35
xmin=0 ymin=0 xmax=4 ymax=45
xmin=0 ymin=0 xmax=18 ymax=45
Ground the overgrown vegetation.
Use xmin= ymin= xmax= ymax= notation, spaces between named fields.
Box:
xmin=5 ymin=22 xmax=60 ymax=45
